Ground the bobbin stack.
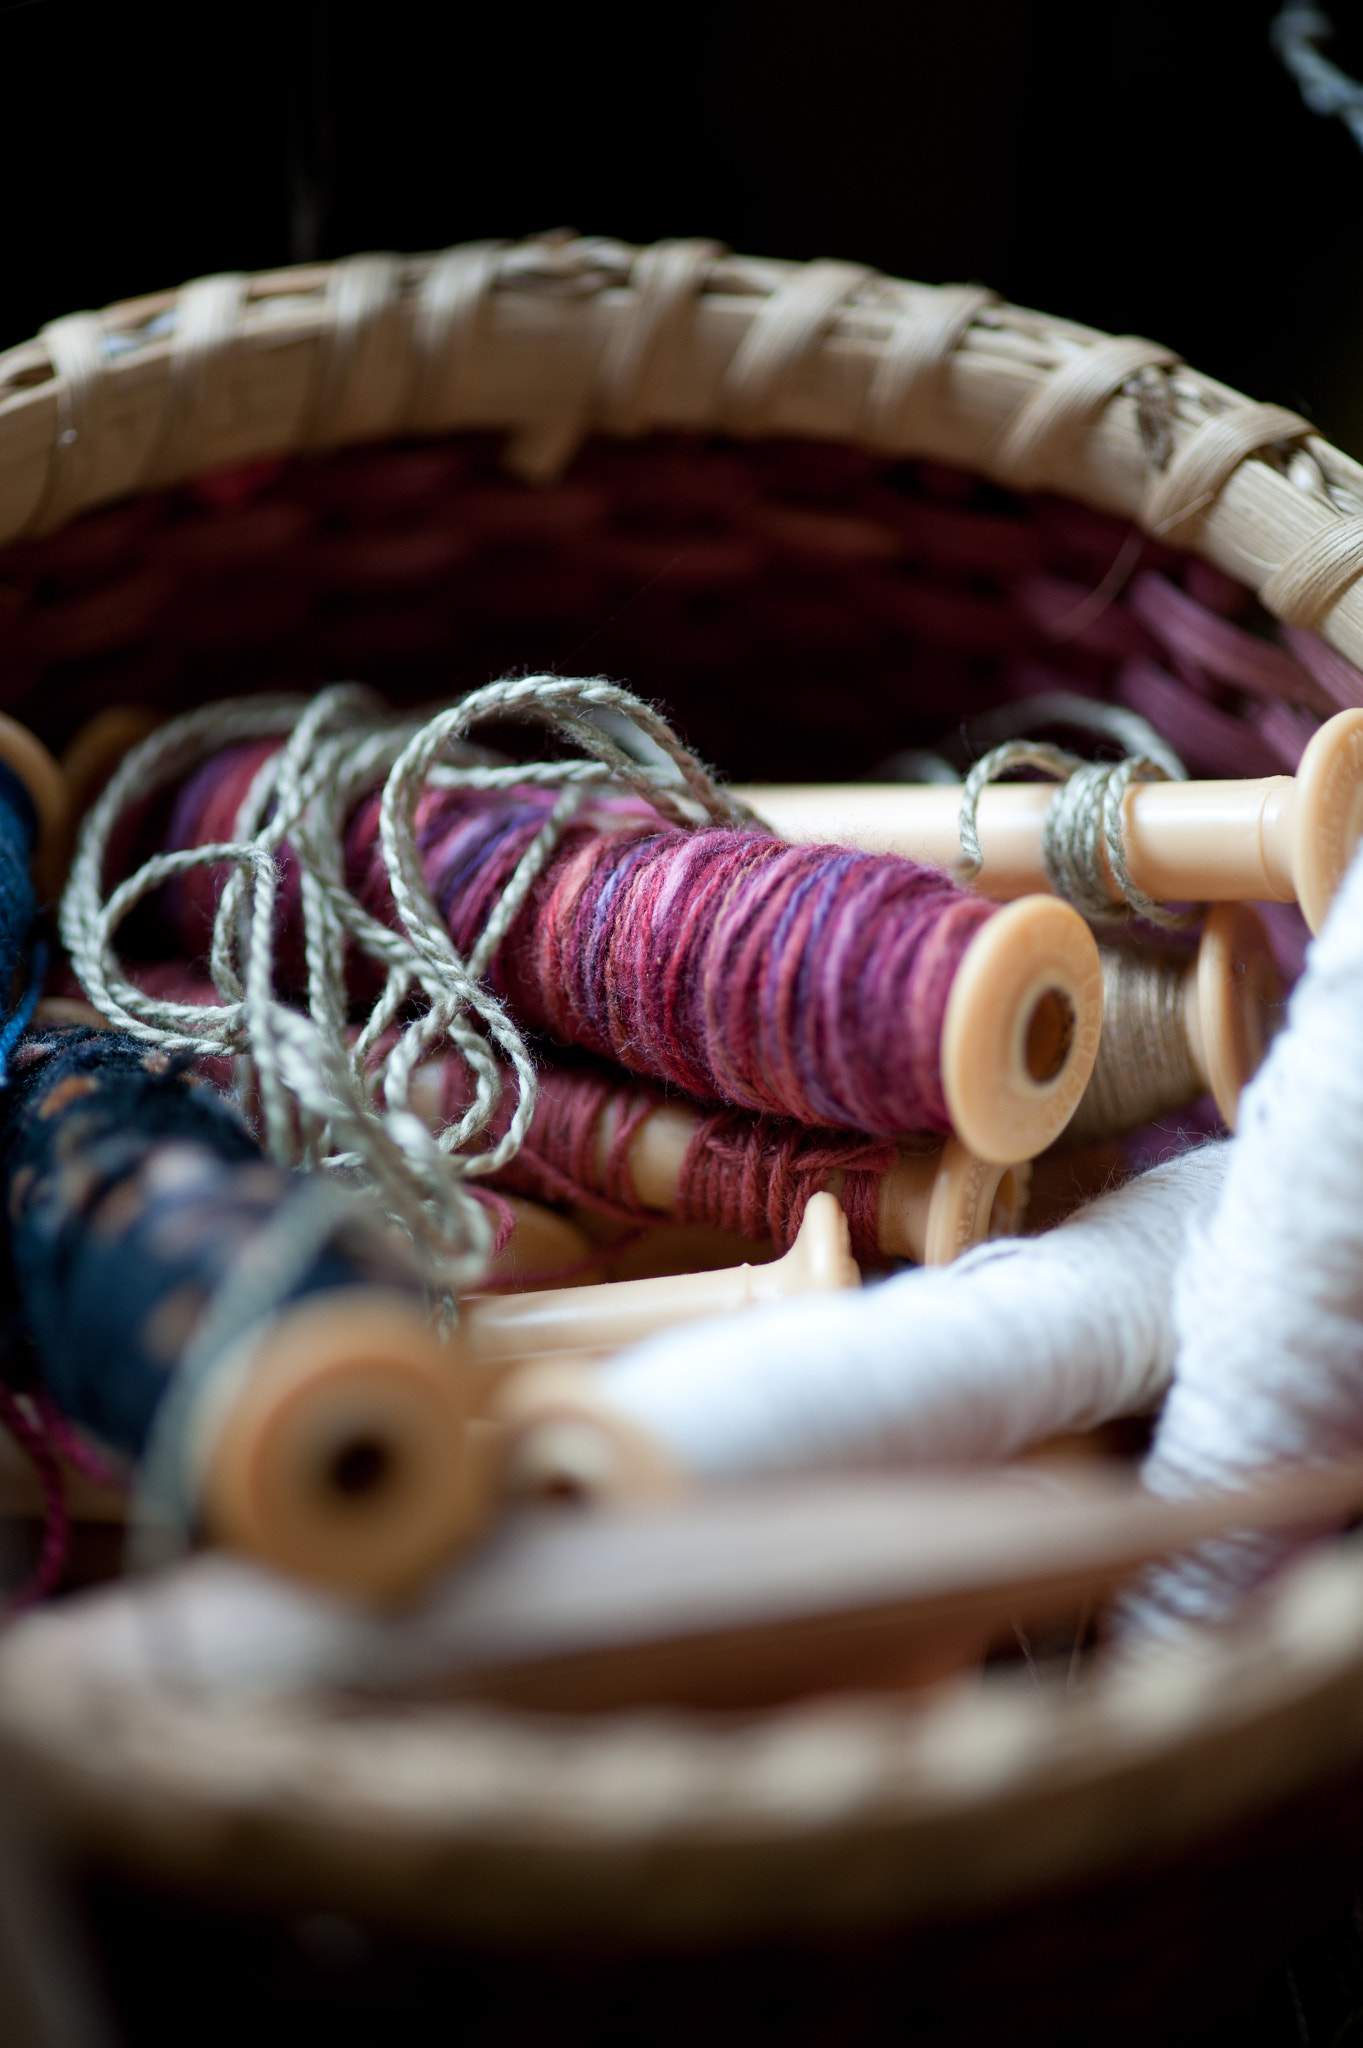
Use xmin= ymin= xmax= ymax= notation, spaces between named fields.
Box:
xmin=3 ymin=237 xmax=1363 ymax=2025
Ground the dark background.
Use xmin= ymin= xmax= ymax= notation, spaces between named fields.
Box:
xmin=4 ymin=1 xmax=1363 ymax=448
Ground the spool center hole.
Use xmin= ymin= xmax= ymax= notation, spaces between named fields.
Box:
xmin=325 ymin=1436 xmax=393 ymax=1500
xmin=1024 ymin=988 xmax=1075 ymax=1085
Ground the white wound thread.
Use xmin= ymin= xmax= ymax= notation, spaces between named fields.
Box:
xmin=593 ymin=1146 xmax=1227 ymax=1480
xmin=1127 ymin=838 xmax=1363 ymax=1635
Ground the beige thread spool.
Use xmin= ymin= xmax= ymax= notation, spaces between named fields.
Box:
xmin=735 ymin=708 xmax=1363 ymax=935
xmin=198 ymin=1291 xmax=497 ymax=1604
xmin=20 ymin=1000 xmax=499 ymax=1605
xmin=1063 ymin=904 xmax=1283 ymax=1146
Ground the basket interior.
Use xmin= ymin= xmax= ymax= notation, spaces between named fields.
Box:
xmin=0 ymin=430 xmax=1353 ymax=812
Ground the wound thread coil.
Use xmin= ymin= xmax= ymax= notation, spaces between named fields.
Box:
xmin=413 ymin=1050 xmax=1027 ymax=1267
xmin=0 ymin=1026 xmax=490 ymax=1601
xmin=145 ymin=722 xmax=1102 ymax=1164
xmin=493 ymin=1149 xmax=1229 ymax=1504
xmin=1060 ymin=905 xmax=1282 ymax=1147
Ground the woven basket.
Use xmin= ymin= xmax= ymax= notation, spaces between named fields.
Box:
xmin=3 ymin=235 xmax=1363 ymax=2034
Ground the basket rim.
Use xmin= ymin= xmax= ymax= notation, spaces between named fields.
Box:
xmin=0 ymin=235 xmax=1360 ymax=660
xmin=4 ymin=1529 xmax=1363 ymax=1944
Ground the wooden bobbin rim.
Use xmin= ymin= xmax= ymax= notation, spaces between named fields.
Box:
xmin=492 ymin=1356 xmax=686 ymax=1507
xmin=199 ymin=1289 xmax=491 ymax=1604
xmin=940 ymin=897 xmax=1103 ymax=1164
xmin=0 ymin=714 xmax=68 ymax=904
xmin=59 ymin=703 xmax=162 ymax=827
xmin=1292 ymin=707 xmax=1363 ymax=934
xmin=922 ymin=1138 xmax=1031 ymax=1265
xmin=1189 ymin=903 xmax=1284 ymax=1132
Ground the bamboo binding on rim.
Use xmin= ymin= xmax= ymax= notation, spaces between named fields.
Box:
xmin=6 ymin=239 xmax=1363 ymax=666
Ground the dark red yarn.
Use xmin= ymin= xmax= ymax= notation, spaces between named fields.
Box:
xmin=674 ymin=1109 xmax=895 ymax=1263
xmin=427 ymin=1051 xmax=897 ymax=1264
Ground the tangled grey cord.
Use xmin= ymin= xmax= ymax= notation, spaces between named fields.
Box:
xmin=957 ymin=740 xmax=1199 ymax=930
xmin=1273 ymin=7 xmax=1363 ymax=151
xmin=59 ymin=685 xmax=497 ymax=1301
xmin=60 ymin=673 xmax=754 ymax=1299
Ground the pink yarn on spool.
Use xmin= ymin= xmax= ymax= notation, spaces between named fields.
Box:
xmin=161 ymin=747 xmax=1000 ymax=1140
xmin=367 ymin=781 xmax=993 ymax=1137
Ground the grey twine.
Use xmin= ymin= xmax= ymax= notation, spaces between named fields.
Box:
xmin=60 ymin=674 xmax=753 ymax=1300
xmin=957 ymin=740 xmax=1200 ymax=931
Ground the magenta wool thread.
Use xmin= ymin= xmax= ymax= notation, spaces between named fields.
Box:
xmin=165 ymin=746 xmax=997 ymax=1139
xmin=358 ymin=783 xmax=994 ymax=1136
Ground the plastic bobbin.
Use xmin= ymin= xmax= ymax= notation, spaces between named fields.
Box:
xmin=1186 ymin=902 xmax=1284 ymax=1131
xmin=492 ymin=1358 xmax=685 ymax=1508
xmin=940 ymin=897 xmax=1103 ymax=1164
xmin=60 ymin=704 xmax=161 ymax=827
xmin=734 ymin=709 xmax=1363 ymax=934
xmin=872 ymin=1138 xmax=1029 ymax=1264
xmin=199 ymin=1290 xmax=492 ymax=1603
xmin=1288 ymin=708 xmax=1363 ymax=934
xmin=481 ymin=1195 xmax=601 ymax=1289
xmin=585 ymin=1095 xmax=1020 ymax=1267
xmin=919 ymin=1139 xmax=1028 ymax=1265
xmin=461 ymin=1191 xmax=859 ymax=1371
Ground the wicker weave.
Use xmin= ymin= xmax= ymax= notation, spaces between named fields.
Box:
xmin=1 ymin=238 xmax=1362 ymax=1993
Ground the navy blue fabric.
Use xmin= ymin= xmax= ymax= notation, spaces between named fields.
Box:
xmin=0 ymin=763 xmax=39 ymax=1089
xmin=0 ymin=1030 xmax=419 ymax=1457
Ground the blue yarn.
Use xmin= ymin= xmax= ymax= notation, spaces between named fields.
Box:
xmin=0 ymin=1028 xmax=426 ymax=1461
xmin=0 ymin=758 xmax=38 ymax=1091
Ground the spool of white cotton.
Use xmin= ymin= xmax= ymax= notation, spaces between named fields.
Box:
xmin=1128 ymin=838 xmax=1363 ymax=1637
xmin=506 ymin=1145 xmax=1227 ymax=1496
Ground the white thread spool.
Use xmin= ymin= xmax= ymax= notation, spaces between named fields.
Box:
xmin=1129 ymin=839 xmax=1363 ymax=1634
xmin=497 ymin=1146 xmax=1228 ymax=1500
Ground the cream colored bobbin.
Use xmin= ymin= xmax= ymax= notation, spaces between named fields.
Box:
xmin=200 ymin=1290 xmax=493 ymax=1604
xmin=31 ymin=996 xmax=111 ymax=1030
xmin=60 ymin=704 xmax=161 ymax=824
xmin=880 ymin=1137 xmax=1032 ymax=1266
xmin=481 ymin=1194 xmax=599 ymax=1289
xmin=0 ymin=714 xmax=68 ymax=904
xmin=491 ymin=1358 xmax=686 ymax=1508
xmin=734 ymin=710 xmax=1363 ymax=935
xmin=461 ymin=1189 xmax=859 ymax=1371
xmin=1186 ymin=902 xmax=1283 ymax=1131
xmin=614 ymin=1098 xmax=1026 ymax=1264
xmin=939 ymin=897 xmax=1103 ymax=1165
